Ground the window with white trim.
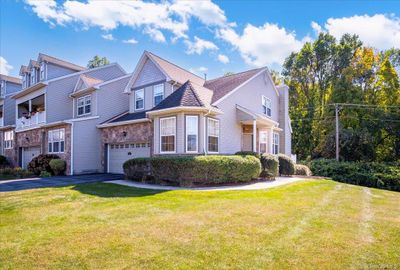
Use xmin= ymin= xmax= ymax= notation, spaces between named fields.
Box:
xmin=22 ymin=75 xmax=27 ymax=88
xmin=273 ymin=132 xmax=279 ymax=154
xmin=262 ymin=96 xmax=272 ymax=117
xmin=207 ymin=118 xmax=219 ymax=153
xmin=40 ymin=63 xmax=45 ymax=80
xmin=30 ymin=69 xmax=36 ymax=85
xmin=4 ymin=131 xmax=13 ymax=149
xmin=77 ymin=95 xmax=91 ymax=116
xmin=185 ymin=115 xmax=198 ymax=152
xmin=160 ymin=117 xmax=176 ymax=153
xmin=135 ymin=89 xmax=144 ymax=110
xmin=153 ymin=84 xmax=164 ymax=106
xmin=48 ymin=129 xmax=65 ymax=153
xmin=260 ymin=131 xmax=268 ymax=153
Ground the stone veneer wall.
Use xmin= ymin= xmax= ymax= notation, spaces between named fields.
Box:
xmin=15 ymin=124 xmax=72 ymax=174
xmin=0 ymin=128 xmax=18 ymax=166
xmin=100 ymin=122 xmax=153 ymax=171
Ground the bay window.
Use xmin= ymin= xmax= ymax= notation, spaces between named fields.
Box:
xmin=185 ymin=115 xmax=198 ymax=153
xmin=77 ymin=95 xmax=91 ymax=116
xmin=160 ymin=117 xmax=176 ymax=153
xmin=153 ymin=84 xmax=164 ymax=106
xmin=273 ymin=132 xmax=279 ymax=154
xmin=48 ymin=129 xmax=65 ymax=153
xmin=4 ymin=131 xmax=13 ymax=149
xmin=207 ymin=118 xmax=219 ymax=153
xmin=135 ymin=89 xmax=144 ymax=110
xmin=260 ymin=131 xmax=268 ymax=153
xmin=262 ymin=96 xmax=271 ymax=117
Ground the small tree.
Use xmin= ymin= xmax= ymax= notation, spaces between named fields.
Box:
xmin=87 ymin=55 xmax=110 ymax=68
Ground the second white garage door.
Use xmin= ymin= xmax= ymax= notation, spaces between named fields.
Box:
xmin=22 ymin=146 xmax=41 ymax=169
xmin=108 ymin=143 xmax=150 ymax=174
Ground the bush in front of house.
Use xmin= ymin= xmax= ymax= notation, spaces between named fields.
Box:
xmin=0 ymin=155 xmax=9 ymax=167
xmin=49 ymin=159 xmax=66 ymax=176
xmin=234 ymin=151 xmax=261 ymax=158
xmin=0 ymin=167 xmax=34 ymax=179
xmin=277 ymin=154 xmax=295 ymax=176
xmin=294 ymin=164 xmax=312 ymax=176
xmin=28 ymin=154 xmax=60 ymax=175
xmin=124 ymin=155 xmax=261 ymax=186
xmin=308 ymin=159 xmax=400 ymax=191
xmin=259 ymin=154 xmax=278 ymax=180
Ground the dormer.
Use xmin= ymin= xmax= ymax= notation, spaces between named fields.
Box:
xmin=70 ymin=74 xmax=103 ymax=118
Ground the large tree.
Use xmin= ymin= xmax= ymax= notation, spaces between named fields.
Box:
xmin=87 ymin=55 xmax=110 ymax=68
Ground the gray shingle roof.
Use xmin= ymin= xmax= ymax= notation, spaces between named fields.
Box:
xmin=109 ymin=110 xmax=149 ymax=123
xmin=204 ymin=68 xmax=265 ymax=103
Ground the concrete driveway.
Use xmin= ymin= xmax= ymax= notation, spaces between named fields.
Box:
xmin=0 ymin=174 xmax=123 ymax=192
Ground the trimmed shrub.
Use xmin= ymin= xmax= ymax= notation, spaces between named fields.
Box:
xmin=28 ymin=154 xmax=60 ymax=175
xmin=124 ymin=155 xmax=261 ymax=186
xmin=308 ymin=159 xmax=400 ymax=191
xmin=123 ymin=158 xmax=152 ymax=181
xmin=295 ymin=164 xmax=312 ymax=176
xmin=0 ymin=167 xmax=34 ymax=178
xmin=235 ymin=151 xmax=260 ymax=158
xmin=260 ymin=154 xmax=278 ymax=179
xmin=277 ymin=154 xmax=295 ymax=176
xmin=49 ymin=159 xmax=66 ymax=176
xmin=39 ymin=171 xmax=52 ymax=178
xmin=0 ymin=155 xmax=9 ymax=167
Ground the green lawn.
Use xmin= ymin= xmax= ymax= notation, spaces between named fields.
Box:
xmin=1 ymin=180 xmax=399 ymax=269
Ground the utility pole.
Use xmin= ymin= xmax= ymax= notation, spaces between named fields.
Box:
xmin=335 ymin=104 xmax=340 ymax=161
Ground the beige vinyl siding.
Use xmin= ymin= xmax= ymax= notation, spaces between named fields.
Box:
xmin=133 ymin=59 xmax=166 ymax=88
xmin=46 ymin=63 xmax=79 ymax=80
xmin=216 ymin=70 xmax=280 ymax=154
xmin=3 ymin=95 xmax=17 ymax=126
xmin=278 ymin=85 xmax=292 ymax=156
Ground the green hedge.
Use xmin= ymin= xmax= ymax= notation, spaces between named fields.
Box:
xmin=295 ymin=164 xmax=312 ymax=176
xmin=307 ymin=159 xmax=400 ymax=191
xmin=123 ymin=155 xmax=261 ymax=186
xmin=259 ymin=154 xmax=278 ymax=179
xmin=277 ymin=154 xmax=295 ymax=176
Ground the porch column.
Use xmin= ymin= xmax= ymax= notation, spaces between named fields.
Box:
xmin=269 ymin=127 xmax=274 ymax=154
xmin=252 ymin=119 xmax=257 ymax=152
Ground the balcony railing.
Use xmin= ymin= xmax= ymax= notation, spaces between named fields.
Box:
xmin=16 ymin=111 xmax=45 ymax=129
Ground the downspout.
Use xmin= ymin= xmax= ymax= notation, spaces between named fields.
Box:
xmin=203 ymin=109 xmax=211 ymax=155
xmin=70 ymin=121 xmax=74 ymax=175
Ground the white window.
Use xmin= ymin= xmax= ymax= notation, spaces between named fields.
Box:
xmin=160 ymin=117 xmax=176 ymax=153
xmin=153 ymin=84 xmax=164 ymax=106
xmin=207 ymin=118 xmax=219 ymax=153
xmin=22 ymin=75 xmax=26 ymax=88
xmin=40 ymin=63 xmax=45 ymax=80
xmin=77 ymin=95 xmax=91 ymax=116
xmin=48 ymin=129 xmax=65 ymax=153
xmin=262 ymin=96 xmax=272 ymax=117
xmin=135 ymin=89 xmax=144 ymax=110
xmin=4 ymin=131 xmax=13 ymax=149
xmin=30 ymin=69 xmax=36 ymax=85
xmin=0 ymin=80 xmax=4 ymax=96
xmin=260 ymin=131 xmax=268 ymax=153
xmin=273 ymin=132 xmax=279 ymax=154
xmin=185 ymin=115 xmax=198 ymax=153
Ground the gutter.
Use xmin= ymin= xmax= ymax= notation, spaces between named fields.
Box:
xmin=97 ymin=118 xmax=151 ymax=128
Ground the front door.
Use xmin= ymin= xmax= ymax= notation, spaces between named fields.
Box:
xmin=242 ymin=134 xmax=253 ymax=152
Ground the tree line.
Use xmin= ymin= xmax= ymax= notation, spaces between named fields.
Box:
xmin=281 ymin=33 xmax=400 ymax=162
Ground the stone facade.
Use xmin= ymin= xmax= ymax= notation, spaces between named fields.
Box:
xmin=15 ymin=124 xmax=72 ymax=174
xmin=0 ymin=128 xmax=18 ymax=166
xmin=100 ymin=122 xmax=153 ymax=169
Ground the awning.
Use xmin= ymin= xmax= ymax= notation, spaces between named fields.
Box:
xmin=236 ymin=104 xmax=282 ymax=130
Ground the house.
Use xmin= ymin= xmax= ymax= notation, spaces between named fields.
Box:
xmin=98 ymin=51 xmax=292 ymax=174
xmin=10 ymin=53 xmax=129 ymax=174
xmin=0 ymin=74 xmax=22 ymax=164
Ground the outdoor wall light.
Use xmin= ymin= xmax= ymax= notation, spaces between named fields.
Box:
xmin=25 ymin=137 xmax=30 ymax=142
xmin=122 ymin=131 xmax=127 ymax=137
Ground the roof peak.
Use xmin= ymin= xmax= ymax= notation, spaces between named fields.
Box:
xmin=206 ymin=67 xmax=266 ymax=83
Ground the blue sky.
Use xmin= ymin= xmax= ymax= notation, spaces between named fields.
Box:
xmin=1 ymin=0 xmax=399 ymax=79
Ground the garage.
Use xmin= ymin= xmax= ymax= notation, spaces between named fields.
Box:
xmin=108 ymin=142 xmax=150 ymax=174
xmin=22 ymin=146 xmax=41 ymax=169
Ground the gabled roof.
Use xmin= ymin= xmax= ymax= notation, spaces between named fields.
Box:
xmin=78 ymin=74 xmax=103 ymax=90
xmin=38 ymin=53 xmax=86 ymax=71
xmin=204 ymin=68 xmax=265 ymax=103
xmin=28 ymin=60 xmax=39 ymax=69
xmin=0 ymin=74 xmax=22 ymax=85
xmin=151 ymin=80 xmax=214 ymax=111
xmin=19 ymin=65 xmax=29 ymax=75
xmin=109 ymin=110 xmax=148 ymax=123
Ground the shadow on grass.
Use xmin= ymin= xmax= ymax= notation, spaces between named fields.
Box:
xmin=72 ymin=182 xmax=167 ymax=198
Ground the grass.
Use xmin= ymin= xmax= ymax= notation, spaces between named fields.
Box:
xmin=0 ymin=179 xmax=399 ymax=269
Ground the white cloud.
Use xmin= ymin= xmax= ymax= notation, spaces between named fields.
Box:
xmin=198 ymin=66 xmax=208 ymax=73
xmin=218 ymin=23 xmax=305 ymax=67
xmin=323 ymin=14 xmax=400 ymax=50
xmin=123 ymin=38 xmax=138 ymax=44
xmin=217 ymin=54 xmax=230 ymax=64
xmin=101 ymin=33 xmax=114 ymax=40
xmin=25 ymin=0 xmax=71 ymax=26
xmin=144 ymin=27 xmax=166 ymax=43
xmin=311 ymin=21 xmax=322 ymax=35
xmin=0 ymin=57 xmax=13 ymax=75
xmin=184 ymin=36 xmax=218 ymax=55
xmin=189 ymin=66 xmax=208 ymax=77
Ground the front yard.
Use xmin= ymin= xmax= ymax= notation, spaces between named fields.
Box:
xmin=1 ymin=180 xmax=399 ymax=269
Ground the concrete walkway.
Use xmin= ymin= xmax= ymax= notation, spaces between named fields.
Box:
xmin=0 ymin=174 xmax=123 ymax=192
xmin=108 ymin=177 xmax=308 ymax=191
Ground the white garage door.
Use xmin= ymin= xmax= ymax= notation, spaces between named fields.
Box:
xmin=108 ymin=142 xmax=150 ymax=174
xmin=23 ymin=146 xmax=41 ymax=169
